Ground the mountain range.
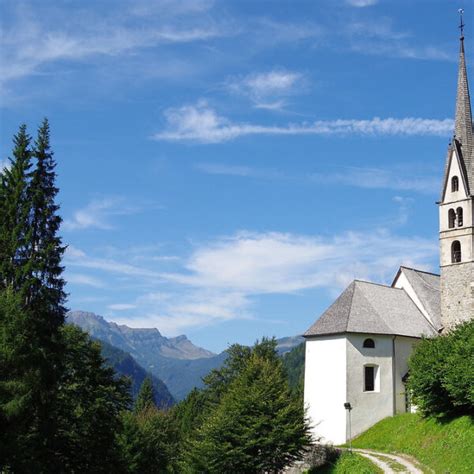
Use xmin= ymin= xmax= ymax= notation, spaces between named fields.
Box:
xmin=67 ymin=310 xmax=303 ymax=400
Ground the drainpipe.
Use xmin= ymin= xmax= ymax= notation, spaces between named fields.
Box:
xmin=392 ymin=336 xmax=396 ymax=416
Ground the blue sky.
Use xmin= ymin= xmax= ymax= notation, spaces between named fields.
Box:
xmin=1 ymin=0 xmax=472 ymax=353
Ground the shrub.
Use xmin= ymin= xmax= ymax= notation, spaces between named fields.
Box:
xmin=408 ymin=320 xmax=474 ymax=418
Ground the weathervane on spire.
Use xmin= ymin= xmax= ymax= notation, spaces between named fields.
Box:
xmin=459 ymin=8 xmax=465 ymax=39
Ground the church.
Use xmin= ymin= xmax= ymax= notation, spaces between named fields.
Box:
xmin=303 ymin=28 xmax=474 ymax=446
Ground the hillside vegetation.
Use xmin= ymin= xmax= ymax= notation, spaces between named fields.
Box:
xmin=351 ymin=413 xmax=474 ymax=473
xmin=99 ymin=339 xmax=175 ymax=408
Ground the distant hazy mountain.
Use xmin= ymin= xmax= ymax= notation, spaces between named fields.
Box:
xmin=67 ymin=311 xmax=224 ymax=400
xmin=99 ymin=339 xmax=174 ymax=408
xmin=67 ymin=311 xmax=304 ymax=401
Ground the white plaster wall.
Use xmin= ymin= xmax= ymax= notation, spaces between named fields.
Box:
xmin=442 ymin=149 xmax=468 ymax=204
xmin=393 ymin=272 xmax=433 ymax=326
xmin=304 ymin=336 xmax=347 ymax=445
xmin=346 ymin=334 xmax=394 ymax=439
xmin=393 ymin=337 xmax=419 ymax=414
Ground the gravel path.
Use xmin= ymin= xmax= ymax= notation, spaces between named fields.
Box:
xmin=354 ymin=449 xmax=424 ymax=474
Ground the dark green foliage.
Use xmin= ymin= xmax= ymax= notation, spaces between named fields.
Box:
xmin=99 ymin=339 xmax=174 ymax=408
xmin=282 ymin=342 xmax=305 ymax=391
xmin=408 ymin=320 xmax=474 ymax=418
xmin=135 ymin=376 xmax=156 ymax=413
xmin=118 ymin=405 xmax=180 ymax=473
xmin=1 ymin=122 xmax=131 ymax=472
xmin=54 ymin=325 xmax=131 ymax=472
xmin=0 ymin=121 xmax=68 ymax=470
xmin=180 ymin=339 xmax=312 ymax=473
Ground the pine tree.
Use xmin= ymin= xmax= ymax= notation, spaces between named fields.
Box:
xmin=135 ymin=376 xmax=156 ymax=413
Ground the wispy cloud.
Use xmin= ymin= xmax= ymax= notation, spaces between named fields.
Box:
xmin=164 ymin=230 xmax=437 ymax=294
xmin=63 ymin=197 xmax=152 ymax=231
xmin=346 ymin=0 xmax=378 ymax=7
xmin=154 ymin=101 xmax=453 ymax=144
xmin=196 ymin=162 xmax=284 ymax=179
xmin=67 ymin=273 xmax=106 ymax=288
xmin=197 ymin=162 xmax=439 ymax=194
xmin=107 ymin=303 xmax=137 ymax=311
xmin=310 ymin=167 xmax=440 ymax=194
xmin=66 ymin=226 xmax=438 ymax=334
xmin=0 ymin=1 xmax=226 ymax=88
xmin=226 ymin=70 xmax=305 ymax=109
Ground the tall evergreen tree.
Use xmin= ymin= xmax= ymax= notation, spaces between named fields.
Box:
xmin=0 ymin=121 xmax=67 ymax=470
xmin=135 ymin=376 xmax=156 ymax=413
xmin=0 ymin=125 xmax=36 ymax=467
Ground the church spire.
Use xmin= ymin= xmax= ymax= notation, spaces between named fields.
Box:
xmin=454 ymin=9 xmax=474 ymax=183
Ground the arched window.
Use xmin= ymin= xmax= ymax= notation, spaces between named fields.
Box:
xmin=363 ymin=338 xmax=375 ymax=348
xmin=452 ymin=240 xmax=462 ymax=263
xmin=364 ymin=365 xmax=379 ymax=392
xmin=452 ymin=176 xmax=459 ymax=192
xmin=457 ymin=207 xmax=463 ymax=227
xmin=448 ymin=209 xmax=456 ymax=228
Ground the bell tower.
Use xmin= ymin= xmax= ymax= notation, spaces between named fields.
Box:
xmin=439 ymin=12 xmax=474 ymax=329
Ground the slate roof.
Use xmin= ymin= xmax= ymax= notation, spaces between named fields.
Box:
xmin=395 ymin=267 xmax=442 ymax=331
xmin=304 ymin=280 xmax=438 ymax=339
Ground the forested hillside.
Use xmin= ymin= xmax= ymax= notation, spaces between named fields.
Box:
xmin=99 ymin=339 xmax=174 ymax=408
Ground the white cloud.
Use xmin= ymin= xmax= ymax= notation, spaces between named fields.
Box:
xmin=67 ymin=273 xmax=105 ymax=288
xmin=107 ymin=303 xmax=137 ymax=311
xmin=346 ymin=0 xmax=378 ymax=7
xmin=311 ymin=167 xmax=440 ymax=194
xmin=226 ymin=70 xmax=305 ymax=109
xmin=0 ymin=3 xmax=225 ymax=87
xmin=63 ymin=197 xmax=148 ymax=231
xmin=165 ymin=230 xmax=437 ymax=294
xmin=197 ymin=163 xmax=438 ymax=194
xmin=154 ymin=101 xmax=453 ymax=143
xmin=65 ymin=246 xmax=163 ymax=280
xmin=68 ymin=228 xmax=438 ymax=335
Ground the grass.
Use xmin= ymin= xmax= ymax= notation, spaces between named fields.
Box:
xmin=351 ymin=413 xmax=474 ymax=474
xmin=308 ymin=452 xmax=382 ymax=473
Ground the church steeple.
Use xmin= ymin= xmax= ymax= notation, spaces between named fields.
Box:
xmin=454 ymin=10 xmax=474 ymax=190
xmin=438 ymin=10 xmax=474 ymax=330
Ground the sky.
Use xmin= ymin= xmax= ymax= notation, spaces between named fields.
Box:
xmin=1 ymin=0 xmax=473 ymax=353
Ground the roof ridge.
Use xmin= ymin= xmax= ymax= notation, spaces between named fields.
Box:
xmin=399 ymin=266 xmax=440 ymax=277
xmin=354 ymin=279 xmax=400 ymax=290
xmin=345 ymin=281 xmax=357 ymax=332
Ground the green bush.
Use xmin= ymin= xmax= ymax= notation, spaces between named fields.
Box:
xmin=408 ymin=320 xmax=474 ymax=418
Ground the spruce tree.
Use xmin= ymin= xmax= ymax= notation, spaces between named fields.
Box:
xmin=135 ymin=376 xmax=156 ymax=413
xmin=0 ymin=121 xmax=66 ymax=470
xmin=0 ymin=125 xmax=35 ymax=467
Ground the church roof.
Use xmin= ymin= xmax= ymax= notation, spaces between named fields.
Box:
xmin=394 ymin=267 xmax=442 ymax=331
xmin=304 ymin=280 xmax=437 ymax=339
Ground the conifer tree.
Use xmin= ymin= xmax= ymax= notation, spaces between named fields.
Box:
xmin=0 ymin=125 xmax=35 ymax=466
xmin=0 ymin=121 xmax=66 ymax=469
xmin=135 ymin=376 xmax=156 ymax=413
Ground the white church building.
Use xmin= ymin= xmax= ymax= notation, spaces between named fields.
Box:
xmin=303 ymin=28 xmax=474 ymax=445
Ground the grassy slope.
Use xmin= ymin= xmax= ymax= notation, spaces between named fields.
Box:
xmin=351 ymin=413 xmax=474 ymax=474
xmin=309 ymin=452 xmax=382 ymax=473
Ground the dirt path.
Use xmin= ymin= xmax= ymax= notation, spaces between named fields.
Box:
xmin=354 ymin=448 xmax=424 ymax=474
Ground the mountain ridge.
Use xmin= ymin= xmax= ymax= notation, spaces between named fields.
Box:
xmin=67 ymin=310 xmax=303 ymax=400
